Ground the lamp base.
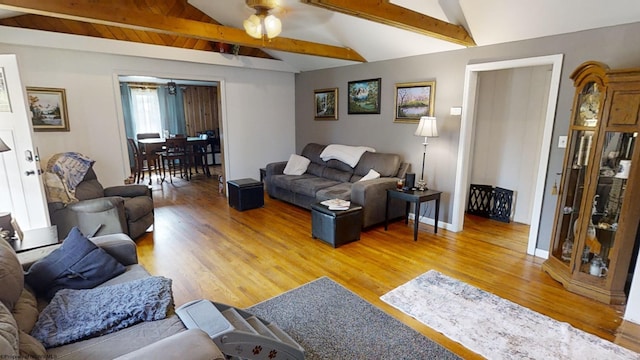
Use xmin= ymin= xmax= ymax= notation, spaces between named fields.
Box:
xmin=416 ymin=179 xmax=427 ymax=191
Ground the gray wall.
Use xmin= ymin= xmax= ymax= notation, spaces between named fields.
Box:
xmin=294 ymin=21 xmax=640 ymax=251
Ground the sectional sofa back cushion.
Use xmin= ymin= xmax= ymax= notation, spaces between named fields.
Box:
xmin=353 ymin=152 xmax=401 ymax=178
xmin=301 ymin=143 xmax=360 ymax=181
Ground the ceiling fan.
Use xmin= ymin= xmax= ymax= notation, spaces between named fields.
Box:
xmin=243 ymin=0 xmax=282 ymax=39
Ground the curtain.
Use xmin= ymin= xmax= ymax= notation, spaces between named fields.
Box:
xmin=120 ymin=84 xmax=135 ymax=139
xmin=158 ymin=85 xmax=186 ymax=136
xmin=130 ymin=87 xmax=163 ymax=136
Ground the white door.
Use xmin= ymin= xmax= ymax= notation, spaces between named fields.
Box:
xmin=0 ymin=54 xmax=49 ymax=230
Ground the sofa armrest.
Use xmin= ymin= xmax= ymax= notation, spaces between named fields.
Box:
xmin=91 ymin=233 xmax=138 ymax=266
xmin=351 ymin=177 xmax=404 ymax=228
xmin=67 ymin=197 xmax=125 ymax=213
xmin=104 ymin=185 xmax=151 ymax=198
xmin=114 ymin=329 xmax=225 ymax=360
xmin=20 ymin=233 xmax=138 ymax=269
xmin=266 ymin=161 xmax=287 ymax=177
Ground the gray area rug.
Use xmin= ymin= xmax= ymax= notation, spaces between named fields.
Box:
xmin=381 ymin=270 xmax=640 ymax=360
xmin=246 ymin=276 xmax=460 ymax=360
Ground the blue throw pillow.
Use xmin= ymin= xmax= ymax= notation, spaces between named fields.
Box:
xmin=25 ymin=227 xmax=126 ymax=300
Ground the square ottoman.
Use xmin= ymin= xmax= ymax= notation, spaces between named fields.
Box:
xmin=227 ymin=178 xmax=264 ymax=211
xmin=311 ymin=202 xmax=363 ymax=248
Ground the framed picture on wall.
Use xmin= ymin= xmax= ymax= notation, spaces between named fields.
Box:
xmin=314 ymin=88 xmax=338 ymax=120
xmin=394 ymin=81 xmax=435 ymax=123
xmin=347 ymin=78 xmax=381 ymax=114
xmin=27 ymin=87 xmax=70 ymax=132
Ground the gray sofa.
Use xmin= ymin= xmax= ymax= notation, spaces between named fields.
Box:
xmin=266 ymin=143 xmax=408 ymax=228
xmin=0 ymin=233 xmax=224 ymax=360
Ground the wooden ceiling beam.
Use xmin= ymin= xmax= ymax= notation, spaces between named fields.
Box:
xmin=0 ymin=0 xmax=366 ymax=63
xmin=302 ymin=0 xmax=476 ymax=47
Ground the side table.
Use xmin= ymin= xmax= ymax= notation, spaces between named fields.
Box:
xmin=11 ymin=226 xmax=59 ymax=253
xmin=385 ymin=189 xmax=442 ymax=241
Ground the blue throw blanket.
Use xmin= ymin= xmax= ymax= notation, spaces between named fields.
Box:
xmin=31 ymin=276 xmax=173 ymax=348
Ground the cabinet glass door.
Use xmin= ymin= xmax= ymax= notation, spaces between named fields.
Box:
xmin=551 ymin=129 xmax=595 ymax=263
xmin=576 ymin=131 xmax=636 ymax=278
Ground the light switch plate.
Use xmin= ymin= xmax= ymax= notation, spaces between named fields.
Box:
xmin=558 ymin=135 xmax=568 ymax=148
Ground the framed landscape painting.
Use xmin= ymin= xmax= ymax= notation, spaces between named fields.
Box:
xmin=27 ymin=87 xmax=70 ymax=132
xmin=314 ymin=88 xmax=338 ymax=120
xmin=348 ymin=78 xmax=381 ymax=114
xmin=394 ymin=81 xmax=435 ymax=123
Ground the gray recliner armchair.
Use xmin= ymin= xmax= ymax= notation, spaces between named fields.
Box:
xmin=46 ymin=160 xmax=154 ymax=240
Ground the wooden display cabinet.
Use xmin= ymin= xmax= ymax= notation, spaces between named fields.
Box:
xmin=542 ymin=61 xmax=640 ymax=304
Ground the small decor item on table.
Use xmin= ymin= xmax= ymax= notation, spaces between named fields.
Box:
xmin=416 ymin=179 xmax=427 ymax=191
xmin=396 ymin=178 xmax=404 ymax=190
xmin=321 ymin=198 xmax=350 ymax=211
xmin=0 ymin=212 xmax=13 ymax=241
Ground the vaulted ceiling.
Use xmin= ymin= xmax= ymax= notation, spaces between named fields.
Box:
xmin=0 ymin=0 xmax=639 ymax=72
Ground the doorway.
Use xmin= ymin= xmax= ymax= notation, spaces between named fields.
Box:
xmin=452 ymin=54 xmax=564 ymax=257
xmin=116 ymin=76 xmax=225 ymax=185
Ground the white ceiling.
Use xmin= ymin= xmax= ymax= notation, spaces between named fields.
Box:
xmin=189 ymin=0 xmax=640 ymax=72
xmin=1 ymin=1 xmax=639 ymax=72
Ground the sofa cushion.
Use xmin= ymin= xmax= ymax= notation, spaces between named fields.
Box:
xmin=124 ymin=196 xmax=154 ymax=222
xmin=290 ymin=177 xmax=340 ymax=197
xmin=306 ymin=162 xmax=325 ymax=177
xmin=19 ymin=331 xmax=46 ymax=357
xmin=47 ymin=315 xmax=186 ymax=359
xmin=12 ymin=289 xmax=38 ymax=333
xmin=25 ymin=227 xmax=126 ymax=299
xmin=354 ymin=152 xmax=401 ymax=177
xmin=0 ymin=301 xmax=18 ymax=356
xmin=283 ymin=154 xmax=311 ymax=175
xmin=316 ymin=183 xmax=353 ymax=201
xmin=323 ymin=167 xmax=353 ymax=182
xmin=300 ymin=143 xmax=327 ymax=165
xmin=271 ymin=173 xmax=316 ymax=190
xmin=0 ymin=236 xmax=23 ymax=311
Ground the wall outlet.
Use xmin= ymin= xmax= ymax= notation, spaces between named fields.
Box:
xmin=558 ymin=135 xmax=568 ymax=148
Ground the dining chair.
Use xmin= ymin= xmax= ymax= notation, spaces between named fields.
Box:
xmin=160 ymin=136 xmax=189 ymax=183
xmin=136 ymin=133 xmax=163 ymax=184
xmin=126 ymin=138 xmax=143 ymax=184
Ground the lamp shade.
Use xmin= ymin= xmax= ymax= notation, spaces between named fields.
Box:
xmin=0 ymin=137 xmax=10 ymax=153
xmin=415 ymin=116 xmax=438 ymax=137
xmin=243 ymin=13 xmax=281 ymax=39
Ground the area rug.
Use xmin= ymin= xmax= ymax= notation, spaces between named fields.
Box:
xmin=246 ymin=277 xmax=460 ymax=360
xmin=380 ymin=270 xmax=639 ymax=360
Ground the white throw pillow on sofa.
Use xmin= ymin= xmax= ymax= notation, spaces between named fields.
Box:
xmin=283 ymin=154 xmax=311 ymax=175
xmin=359 ymin=169 xmax=380 ymax=181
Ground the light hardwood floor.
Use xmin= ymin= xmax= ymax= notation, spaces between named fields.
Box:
xmin=136 ymin=172 xmax=632 ymax=358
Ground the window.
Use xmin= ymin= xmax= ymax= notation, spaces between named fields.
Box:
xmin=130 ymin=87 xmax=162 ymax=135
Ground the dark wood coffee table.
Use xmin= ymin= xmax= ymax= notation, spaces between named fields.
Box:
xmin=385 ymin=188 xmax=442 ymax=241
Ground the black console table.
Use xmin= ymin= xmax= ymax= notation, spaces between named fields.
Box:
xmin=385 ymin=188 xmax=442 ymax=241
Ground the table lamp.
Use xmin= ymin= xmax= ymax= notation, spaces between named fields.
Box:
xmin=414 ymin=116 xmax=438 ymax=190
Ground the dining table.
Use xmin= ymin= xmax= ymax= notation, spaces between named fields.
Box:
xmin=137 ymin=137 xmax=211 ymax=184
